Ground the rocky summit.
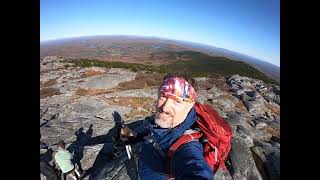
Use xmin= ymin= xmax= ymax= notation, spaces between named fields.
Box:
xmin=40 ymin=56 xmax=280 ymax=180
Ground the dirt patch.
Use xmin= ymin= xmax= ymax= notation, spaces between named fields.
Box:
xmin=106 ymin=97 xmax=156 ymax=110
xmin=107 ymin=96 xmax=157 ymax=119
xmin=115 ymin=72 xmax=164 ymax=91
xmin=42 ymin=78 xmax=58 ymax=88
xmin=220 ymin=94 xmax=236 ymax=102
xmin=234 ymin=101 xmax=248 ymax=112
xmin=75 ymin=88 xmax=115 ymax=96
xmin=197 ymin=77 xmax=230 ymax=91
xmin=210 ymin=77 xmax=230 ymax=92
xmin=66 ymin=77 xmax=80 ymax=81
xmin=75 ymin=88 xmax=89 ymax=96
xmin=40 ymin=88 xmax=62 ymax=99
xmin=197 ymin=80 xmax=214 ymax=90
xmin=80 ymin=69 xmax=106 ymax=78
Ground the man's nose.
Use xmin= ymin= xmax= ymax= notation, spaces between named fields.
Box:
xmin=162 ymin=98 xmax=173 ymax=112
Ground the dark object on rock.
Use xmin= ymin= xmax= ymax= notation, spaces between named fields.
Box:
xmin=40 ymin=160 xmax=59 ymax=180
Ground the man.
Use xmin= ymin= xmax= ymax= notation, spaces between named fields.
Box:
xmin=54 ymin=140 xmax=80 ymax=180
xmin=120 ymin=74 xmax=214 ymax=180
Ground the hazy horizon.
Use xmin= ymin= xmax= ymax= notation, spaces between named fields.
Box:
xmin=41 ymin=0 xmax=280 ymax=66
xmin=40 ymin=34 xmax=280 ymax=68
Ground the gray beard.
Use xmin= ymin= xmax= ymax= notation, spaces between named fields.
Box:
xmin=154 ymin=113 xmax=174 ymax=128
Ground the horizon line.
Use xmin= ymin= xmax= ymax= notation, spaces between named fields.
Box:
xmin=40 ymin=34 xmax=280 ymax=68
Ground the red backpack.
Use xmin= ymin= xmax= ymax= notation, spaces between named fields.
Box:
xmin=167 ymin=102 xmax=233 ymax=173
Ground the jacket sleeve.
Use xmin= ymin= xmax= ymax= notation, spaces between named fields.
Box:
xmin=171 ymin=141 xmax=214 ymax=180
xmin=130 ymin=117 xmax=152 ymax=142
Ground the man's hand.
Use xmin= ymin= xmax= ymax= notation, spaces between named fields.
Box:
xmin=120 ymin=127 xmax=137 ymax=142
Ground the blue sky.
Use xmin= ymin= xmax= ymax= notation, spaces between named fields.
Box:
xmin=40 ymin=0 xmax=280 ymax=66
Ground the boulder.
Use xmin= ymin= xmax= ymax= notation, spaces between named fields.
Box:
xmin=253 ymin=116 xmax=280 ymax=137
xmin=235 ymin=89 xmax=245 ymax=98
xmin=263 ymin=92 xmax=280 ymax=105
xmin=255 ymin=122 xmax=269 ymax=129
xmin=271 ymin=85 xmax=280 ymax=95
xmin=252 ymin=140 xmax=280 ymax=180
xmin=229 ymin=137 xmax=263 ymax=180
xmin=242 ymin=101 xmax=265 ymax=116
xmin=83 ymin=73 xmax=136 ymax=89
xmin=235 ymin=131 xmax=254 ymax=148
xmin=225 ymin=112 xmax=252 ymax=128
xmin=207 ymin=85 xmax=224 ymax=97
xmin=253 ymin=130 xmax=273 ymax=142
xmin=246 ymin=91 xmax=256 ymax=98
xmin=214 ymin=167 xmax=233 ymax=180
xmin=196 ymin=89 xmax=214 ymax=104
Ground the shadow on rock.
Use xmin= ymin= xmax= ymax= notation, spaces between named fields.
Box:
xmin=83 ymin=111 xmax=144 ymax=180
xmin=67 ymin=124 xmax=94 ymax=173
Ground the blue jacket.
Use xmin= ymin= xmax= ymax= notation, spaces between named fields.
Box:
xmin=138 ymin=108 xmax=214 ymax=180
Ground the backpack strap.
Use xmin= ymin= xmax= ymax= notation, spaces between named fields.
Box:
xmin=167 ymin=131 xmax=203 ymax=158
xmin=165 ymin=131 xmax=203 ymax=178
xmin=143 ymin=133 xmax=166 ymax=158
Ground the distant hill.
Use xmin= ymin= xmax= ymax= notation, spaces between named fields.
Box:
xmin=63 ymin=50 xmax=278 ymax=85
xmin=40 ymin=35 xmax=280 ymax=82
xmin=162 ymin=39 xmax=280 ymax=82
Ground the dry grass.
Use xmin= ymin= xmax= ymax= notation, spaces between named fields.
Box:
xmin=106 ymin=97 xmax=156 ymax=109
xmin=234 ymin=101 xmax=248 ymax=111
xmin=66 ymin=77 xmax=80 ymax=81
xmin=75 ymin=88 xmax=115 ymax=96
xmin=74 ymin=88 xmax=89 ymax=96
xmin=125 ymin=108 xmax=151 ymax=119
xmin=115 ymin=72 xmax=164 ymax=91
xmin=264 ymin=102 xmax=280 ymax=115
xmin=40 ymin=88 xmax=62 ymax=99
xmin=107 ymin=96 xmax=156 ymax=119
xmin=258 ymin=125 xmax=280 ymax=137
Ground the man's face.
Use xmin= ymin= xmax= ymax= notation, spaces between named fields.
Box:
xmin=155 ymin=94 xmax=194 ymax=128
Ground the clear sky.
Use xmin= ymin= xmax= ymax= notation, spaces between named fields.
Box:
xmin=40 ymin=0 xmax=280 ymax=66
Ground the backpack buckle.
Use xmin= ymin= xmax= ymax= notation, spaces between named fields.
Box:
xmin=214 ymin=146 xmax=218 ymax=163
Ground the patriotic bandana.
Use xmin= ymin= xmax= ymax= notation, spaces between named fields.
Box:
xmin=159 ymin=76 xmax=197 ymax=102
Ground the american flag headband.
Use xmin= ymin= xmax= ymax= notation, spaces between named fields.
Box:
xmin=159 ymin=77 xmax=197 ymax=102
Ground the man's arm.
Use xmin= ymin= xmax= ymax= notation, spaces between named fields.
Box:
xmin=132 ymin=120 xmax=150 ymax=141
xmin=171 ymin=141 xmax=214 ymax=180
xmin=120 ymin=116 xmax=152 ymax=142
